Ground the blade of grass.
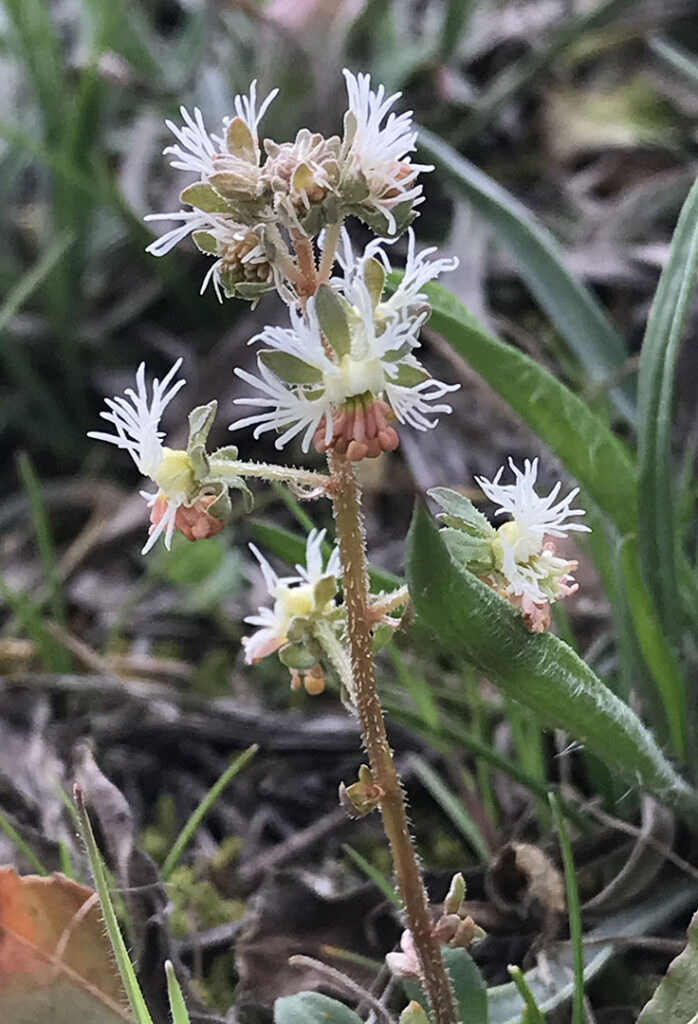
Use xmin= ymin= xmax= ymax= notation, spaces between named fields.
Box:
xmin=16 ymin=453 xmax=69 ymax=649
xmin=416 ymin=131 xmax=635 ymax=424
xmin=74 ymin=785 xmax=154 ymax=1024
xmin=410 ymin=755 xmax=490 ymax=862
xmin=342 ymin=844 xmax=402 ymax=908
xmin=549 ymin=793 xmax=584 ymax=1024
xmin=386 ymin=645 xmax=440 ymax=731
xmin=507 ymin=966 xmax=547 ymax=1023
xmin=649 ymin=37 xmax=698 ymax=88
xmin=165 ymin=961 xmax=191 ymax=1024
xmin=637 ymin=173 xmax=698 ymax=635
xmin=0 ymin=808 xmax=48 ymax=875
xmin=0 ymin=574 xmax=66 ymax=670
xmin=161 ymin=745 xmax=258 ymax=880
xmin=619 ymin=536 xmax=686 ymax=758
xmin=436 ymin=0 xmax=475 ymax=63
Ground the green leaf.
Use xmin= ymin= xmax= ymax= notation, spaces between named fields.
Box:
xmin=416 ymin=130 xmax=634 ymax=422
xmin=444 ymin=947 xmax=488 ymax=1024
xmin=165 ymin=962 xmax=191 ymax=1024
xmin=259 ymin=349 xmax=323 ymax=385
xmin=429 ymin=486 xmax=494 ymax=537
xmin=187 ymin=401 xmax=217 ymax=450
xmin=389 ymin=362 xmax=430 ymax=387
xmin=638 ymin=909 xmax=698 ymax=1023
xmin=406 ymin=506 xmax=698 ymax=826
xmin=637 ymin=173 xmax=698 ymax=632
xmin=342 ymin=844 xmax=402 ymax=908
xmin=619 ymin=537 xmax=686 ymax=758
xmin=411 ymin=756 xmax=490 ymax=863
xmin=315 ymin=284 xmax=351 ymax=357
xmin=417 ymin=281 xmax=638 ymax=536
xmin=363 ymin=257 xmax=386 ymax=307
xmin=274 ymin=992 xmax=363 ymax=1024
xmin=549 ymin=794 xmax=584 ymax=1024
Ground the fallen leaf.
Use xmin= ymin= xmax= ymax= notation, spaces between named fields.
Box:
xmin=0 ymin=866 xmax=131 ymax=1024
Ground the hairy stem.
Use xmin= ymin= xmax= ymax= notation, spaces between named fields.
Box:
xmin=318 ymin=220 xmax=342 ymax=283
xmin=328 ymin=450 xmax=458 ymax=1024
xmin=208 ymin=458 xmax=331 ymax=492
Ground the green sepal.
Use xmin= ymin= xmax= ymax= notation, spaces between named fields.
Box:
xmin=313 ymin=574 xmax=338 ymax=609
xmin=180 ymin=182 xmax=233 ymax=214
xmin=232 ymin=281 xmax=275 ymax=301
xmin=228 ymin=475 xmax=254 ymax=513
xmin=341 ymin=109 xmax=358 ymax=155
xmin=208 ymin=171 xmax=257 ymax=201
xmin=188 ymin=443 xmax=209 ymax=482
xmin=206 ymin=486 xmax=232 ymax=521
xmin=259 ymin=349 xmax=323 ymax=385
xmin=373 ymin=623 xmax=394 ymax=651
xmin=279 ymin=640 xmax=317 ymax=671
xmin=441 ymin=528 xmax=493 ymax=570
xmin=315 ymin=284 xmax=351 ymax=357
xmin=226 ymin=116 xmax=256 ymax=162
xmin=211 ymin=444 xmax=239 ymax=462
xmin=381 ymin=341 xmax=413 ymax=363
xmin=351 ymin=198 xmax=415 ymax=239
xmin=429 ymin=487 xmax=494 ymax=538
xmin=363 ymin=257 xmax=386 ymax=308
xmin=192 ymin=231 xmax=219 ymax=255
xmin=388 ymin=362 xmax=430 ymax=387
xmin=188 ymin=401 xmax=217 ymax=451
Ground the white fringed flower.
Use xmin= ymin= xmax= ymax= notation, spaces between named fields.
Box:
xmin=162 ymin=81 xmax=278 ymax=180
xmin=243 ymin=529 xmax=341 ymax=664
xmin=476 ymin=458 xmax=590 ymax=628
xmin=342 ymin=69 xmax=432 ymax=234
xmin=231 ymin=277 xmax=458 ymax=458
xmin=88 ymin=360 xmax=201 ymax=553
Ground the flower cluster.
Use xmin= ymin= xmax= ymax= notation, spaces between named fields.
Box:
xmin=232 ymin=229 xmax=458 ymax=459
xmin=243 ymin=529 xmax=344 ymax=693
xmin=88 ymin=361 xmax=251 ymax=553
xmin=386 ymin=873 xmax=484 ymax=980
xmin=145 ymin=71 xmax=431 ymax=304
xmin=431 ymin=458 xmax=589 ymax=632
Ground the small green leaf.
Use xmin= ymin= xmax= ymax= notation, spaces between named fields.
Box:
xmin=313 ymin=574 xmax=338 ymax=608
xmin=180 ymin=182 xmax=233 ymax=214
xmin=165 ymin=962 xmax=191 ymax=1024
xmin=638 ymin=173 xmax=698 ymax=633
xmin=279 ymin=641 xmax=317 ymax=671
xmin=429 ymin=487 xmax=495 ymax=537
xmin=441 ymin=529 xmax=492 ymax=570
xmin=443 ymin=947 xmax=488 ymax=1024
xmin=211 ymin=444 xmax=239 ymax=462
xmin=259 ymin=349 xmax=323 ymax=385
xmin=274 ymin=992 xmax=363 ymax=1024
xmin=406 ymin=506 xmax=698 ymax=827
xmin=315 ymin=284 xmax=351 ymax=357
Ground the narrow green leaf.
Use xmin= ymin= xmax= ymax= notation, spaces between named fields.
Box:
xmin=411 ymin=756 xmax=490 ymax=863
xmin=637 ymin=173 xmax=698 ymax=631
xmin=342 ymin=844 xmax=402 ymax=908
xmin=74 ymin=786 xmax=154 ymax=1024
xmin=649 ymin=37 xmax=698 ymax=89
xmin=406 ymin=507 xmax=698 ymax=827
xmin=507 ymin=967 xmax=547 ymax=1023
xmin=0 ymin=808 xmax=48 ymax=876
xmin=619 ymin=537 xmax=686 ymax=758
xmin=274 ymin=992 xmax=363 ymax=1024
xmin=165 ymin=961 xmax=191 ymax=1024
xmin=259 ymin=349 xmax=324 ymax=384
xmin=416 ymin=130 xmax=635 ymax=423
xmin=162 ymin=745 xmax=258 ymax=880
xmin=416 ymin=281 xmax=638 ymax=535
xmin=549 ymin=794 xmax=584 ymax=1024
xmin=315 ymin=284 xmax=351 ymax=357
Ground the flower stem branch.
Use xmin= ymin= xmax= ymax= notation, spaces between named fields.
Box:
xmin=318 ymin=220 xmax=342 ymax=283
xmin=328 ymin=450 xmax=458 ymax=1024
xmin=208 ymin=458 xmax=331 ymax=493
xmin=369 ymin=584 xmax=410 ymax=622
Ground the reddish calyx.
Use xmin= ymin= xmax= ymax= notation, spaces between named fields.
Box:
xmin=313 ymin=395 xmax=399 ymax=461
xmin=150 ymin=493 xmax=226 ymax=543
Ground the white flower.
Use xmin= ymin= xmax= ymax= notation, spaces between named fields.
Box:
xmin=231 ymin=278 xmax=458 ymax=458
xmin=87 ymin=360 xmax=194 ymax=553
xmin=162 ymin=82 xmax=278 ymax=179
xmin=243 ymin=529 xmax=341 ymax=664
xmin=144 ymin=210 xmax=271 ymax=302
xmin=343 ymin=69 xmax=432 ymax=234
xmin=476 ymin=458 xmax=589 ymax=612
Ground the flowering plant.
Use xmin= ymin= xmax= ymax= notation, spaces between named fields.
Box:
xmin=89 ymin=68 xmax=594 ymax=1024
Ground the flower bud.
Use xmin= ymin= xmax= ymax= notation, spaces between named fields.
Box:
xmin=338 ymin=764 xmax=383 ymax=817
xmin=400 ymin=1002 xmax=429 ymax=1024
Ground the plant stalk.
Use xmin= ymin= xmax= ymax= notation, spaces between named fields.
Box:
xmin=328 ymin=449 xmax=458 ymax=1024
